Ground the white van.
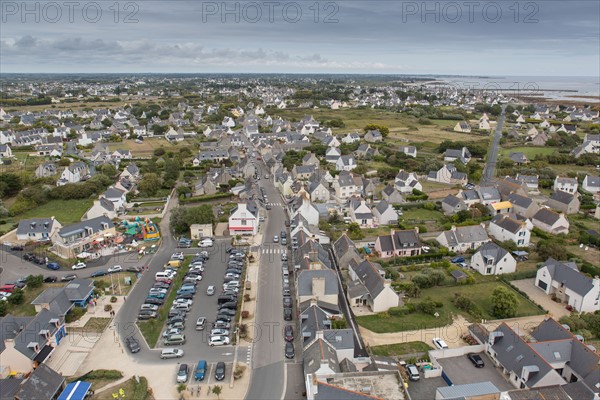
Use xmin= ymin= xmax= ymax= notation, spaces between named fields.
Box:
xmin=155 ymin=272 xmax=172 ymax=281
xmin=200 ymin=239 xmax=213 ymax=248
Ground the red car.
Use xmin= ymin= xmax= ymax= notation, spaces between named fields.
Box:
xmin=0 ymin=284 xmax=16 ymax=293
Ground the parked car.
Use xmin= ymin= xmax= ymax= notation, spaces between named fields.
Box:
xmin=168 ymin=321 xmax=185 ymax=331
xmin=91 ymin=270 xmax=107 ymax=277
xmin=451 ymin=256 xmax=465 ymax=264
xmin=144 ymin=297 xmax=164 ymax=305
xmin=467 ymin=353 xmax=485 ymax=368
xmin=10 ymin=245 xmax=24 ymax=251
xmin=284 ymin=325 xmax=294 ymax=342
xmin=61 ymin=274 xmax=77 ymax=282
xmin=72 ymin=262 xmax=87 ymax=270
xmin=138 ymin=310 xmax=157 ymax=320
xmin=210 ymin=328 xmax=230 ymax=337
xmin=214 ymin=361 xmax=226 ymax=381
xmin=176 ymin=363 xmax=189 ymax=383
xmin=160 ymin=348 xmax=184 ymax=359
xmin=196 ymin=317 xmax=207 ymax=331
xmin=44 ymin=276 xmax=58 ymax=283
xmin=285 ymin=342 xmax=295 ymax=359
xmin=195 ymin=360 xmax=207 ymax=381
xmin=108 ymin=265 xmax=123 ymax=273
xmin=281 ymin=253 xmax=287 ymax=261
xmin=432 ymin=337 xmax=449 ymax=349
xmin=283 ymin=297 xmax=292 ymax=308
xmin=140 ymin=304 xmax=159 ymax=311
xmin=46 ymin=262 xmax=60 ymax=270
xmin=215 ymin=314 xmax=232 ymax=323
xmin=126 ymin=266 xmax=142 ymax=273
xmin=125 ymin=336 xmax=140 ymax=353
xmin=162 ymin=328 xmax=183 ymax=338
xmin=284 ymin=307 xmax=292 ymax=321
xmin=209 ymin=336 xmax=230 ymax=346
xmin=213 ymin=321 xmax=231 ymax=329
xmin=218 ymin=308 xmax=236 ymax=317
xmin=23 ymin=253 xmax=35 ymax=261
xmin=164 ymin=334 xmax=186 ymax=346
xmin=171 ymin=252 xmax=184 ymax=260
xmin=406 ymin=364 xmax=420 ymax=381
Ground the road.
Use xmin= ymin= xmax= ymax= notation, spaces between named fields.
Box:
xmin=481 ymin=104 xmax=507 ymax=184
xmin=245 ymin=158 xmax=298 ymax=400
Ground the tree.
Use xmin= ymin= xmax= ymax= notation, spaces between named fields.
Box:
xmin=8 ymin=288 xmax=24 ymax=305
xmin=100 ymin=164 xmax=117 ymax=178
xmin=346 ymin=222 xmax=364 ymax=240
xmin=536 ymin=240 xmax=567 ymax=260
xmin=0 ymin=300 xmax=7 ymax=316
xmin=0 ymin=173 xmax=23 ymax=198
xmin=363 ymin=124 xmax=389 ymax=137
xmin=491 ymin=286 xmax=518 ymax=319
xmin=138 ymin=173 xmax=162 ymax=196
xmin=212 ymin=385 xmax=222 ymax=400
xmin=25 ymin=275 xmax=44 ymax=288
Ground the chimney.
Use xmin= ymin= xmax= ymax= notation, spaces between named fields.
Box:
xmin=414 ymin=226 xmax=419 ymax=234
xmin=312 ymin=276 xmax=326 ymax=298
xmin=451 ymin=225 xmax=457 ymax=231
xmin=383 ymin=279 xmax=391 ymax=288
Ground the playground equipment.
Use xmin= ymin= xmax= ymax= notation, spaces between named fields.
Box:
xmin=121 ymin=217 xmax=161 ymax=241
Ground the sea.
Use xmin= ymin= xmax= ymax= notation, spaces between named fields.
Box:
xmin=437 ymin=75 xmax=600 ymax=102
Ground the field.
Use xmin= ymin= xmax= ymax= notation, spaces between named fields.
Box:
xmin=357 ymin=281 xmax=543 ymax=333
xmin=107 ymin=137 xmax=191 ymax=157
xmin=16 ymin=199 xmax=93 ymax=225
xmin=499 ymin=146 xmax=558 ymax=158
xmin=370 ymin=341 xmax=433 ymax=357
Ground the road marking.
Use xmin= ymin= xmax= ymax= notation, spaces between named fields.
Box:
xmin=280 ymin=363 xmax=288 ymax=400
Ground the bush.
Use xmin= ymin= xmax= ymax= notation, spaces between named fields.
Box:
xmin=104 ymin=304 xmax=113 ymax=312
xmin=25 ymin=275 xmax=44 ymax=288
xmin=234 ymin=364 xmax=246 ymax=380
xmin=8 ymin=288 xmax=24 ymax=305
xmin=110 ymin=296 xmax=117 ymax=303
xmin=241 ymin=311 xmax=250 ymax=319
xmin=77 ymin=369 xmax=123 ymax=381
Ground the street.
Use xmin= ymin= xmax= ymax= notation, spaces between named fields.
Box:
xmin=481 ymin=104 xmax=507 ymax=184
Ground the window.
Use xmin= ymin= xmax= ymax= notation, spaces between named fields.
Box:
xmin=486 ymin=267 xmax=492 ymax=274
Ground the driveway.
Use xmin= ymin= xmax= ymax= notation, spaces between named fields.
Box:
xmin=437 ymin=354 xmax=513 ymax=391
xmin=511 ymin=279 xmax=570 ymax=319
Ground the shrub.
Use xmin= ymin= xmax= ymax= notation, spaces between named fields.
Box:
xmin=25 ymin=275 xmax=44 ymax=288
xmin=104 ymin=305 xmax=113 ymax=312
xmin=234 ymin=364 xmax=246 ymax=380
xmin=110 ymin=296 xmax=117 ymax=303
xmin=8 ymin=288 xmax=24 ymax=305
xmin=241 ymin=311 xmax=250 ymax=319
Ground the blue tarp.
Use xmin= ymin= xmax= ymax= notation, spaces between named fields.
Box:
xmin=58 ymin=381 xmax=92 ymax=400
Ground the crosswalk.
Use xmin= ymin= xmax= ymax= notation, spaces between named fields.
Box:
xmin=260 ymin=247 xmax=287 ymax=254
xmin=265 ymin=202 xmax=282 ymax=207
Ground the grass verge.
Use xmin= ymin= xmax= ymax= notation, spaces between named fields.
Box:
xmin=93 ymin=376 xmax=151 ymax=400
xmin=370 ymin=341 xmax=433 ymax=357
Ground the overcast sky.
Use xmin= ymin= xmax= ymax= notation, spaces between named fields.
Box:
xmin=1 ymin=1 xmax=599 ymax=75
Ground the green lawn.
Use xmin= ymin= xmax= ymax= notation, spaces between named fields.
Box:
xmin=401 ymin=208 xmax=445 ymax=223
xmin=370 ymin=341 xmax=433 ymax=357
xmin=357 ymin=281 xmax=543 ymax=333
xmin=138 ymin=258 xmax=190 ymax=347
xmin=500 ymin=146 xmax=557 ymax=158
xmin=19 ymin=199 xmax=93 ymax=225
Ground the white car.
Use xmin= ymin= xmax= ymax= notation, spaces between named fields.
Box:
xmin=160 ymin=348 xmax=184 ymax=359
xmin=162 ymin=328 xmax=182 ymax=338
xmin=199 ymin=240 xmax=213 ymax=248
xmin=206 ymin=285 xmax=216 ymax=295
xmin=209 ymin=335 xmax=230 ymax=346
xmin=171 ymin=252 xmax=184 ymax=260
xmin=140 ymin=304 xmax=159 ymax=311
xmin=174 ymin=298 xmax=193 ymax=307
xmin=210 ymin=328 xmax=230 ymax=336
xmin=432 ymin=338 xmax=449 ymax=349
xmin=72 ymin=262 xmax=87 ymax=270
xmin=108 ymin=265 xmax=122 ymax=273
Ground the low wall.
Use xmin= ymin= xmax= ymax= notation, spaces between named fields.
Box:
xmin=429 ymin=344 xmax=485 ymax=368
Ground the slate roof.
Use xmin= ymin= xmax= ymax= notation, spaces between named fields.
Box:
xmin=548 ymin=190 xmax=576 ymax=205
xmin=297 ymin=270 xmax=339 ymax=297
xmin=443 ymin=225 xmax=489 ymax=246
xmin=349 ymin=260 xmax=387 ymax=298
xmin=373 ymin=199 xmax=392 ymax=214
xmin=16 ymin=218 xmax=55 ymax=236
xmin=332 ymin=234 xmax=361 ymax=263
xmin=532 ymin=208 xmax=562 ymax=226
xmin=478 ymin=186 xmax=501 ymax=201
xmin=436 ymin=382 xmax=500 ymax=399
xmin=323 ymin=329 xmax=355 ymax=351
xmin=58 ymin=216 xmax=113 ymax=238
xmin=16 ymin=363 xmax=65 ymax=400
xmin=0 ymin=377 xmax=24 ymax=400
xmin=0 ymin=316 xmax=34 ymax=353
xmin=303 ymin=338 xmax=340 ymax=376
xmin=11 ymin=309 xmax=64 ymax=360
xmin=103 ymin=187 xmax=125 ymax=199
xmin=541 ymin=258 xmax=595 ymax=297
xmin=584 ymin=175 xmax=600 ymax=189
xmin=474 ymin=242 xmax=510 ymax=266
xmin=507 ymin=193 xmax=534 ymax=209
xmin=491 ymin=214 xmax=524 ymax=234
xmin=31 ymin=279 xmax=94 ymax=315
xmin=442 ymin=194 xmax=462 ymax=207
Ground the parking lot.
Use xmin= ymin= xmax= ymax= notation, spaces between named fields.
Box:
xmin=437 ymin=354 xmax=513 ymax=390
xmin=171 ymin=360 xmax=234 ymax=386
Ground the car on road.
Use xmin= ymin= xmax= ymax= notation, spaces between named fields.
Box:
xmin=284 ymin=325 xmax=294 ymax=342
xmin=108 ymin=265 xmax=123 ymax=273
xmin=125 ymin=336 xmax=140 ymax=353
xmin=91 ymin=270 xmax=107 ymax=278
xmin=160 ymin=348 xmax=184 ymax=359
xmin=467 ymin=353 xmax=485 ymax=368
xmin=284 ymin=307 xmax=292 ymax=321
xmin=195 ymin=317 xmax=207 ymax=331
xmin=44 ymin=276 xmax=58 ymax=283
xmin=405 ymin=364 xmax=420 ymax=381
xmin=206 ymin=285 xmax=216 ymax=295
xmin=47 ymin=262 xmax=60 ymax=270
xmin=126 ymin=266 xmax=142 ymax=273
xmin=61 ymin=274 xmax=77 ymax=282
xmin=138 ymin=310 xmax=157 ymax=320
xmin=72 ymin=262 xmax=87 ymax=270
xmin=164 ymin=334 xmax=186 ymax=346
xmin=281 ymin=253 xmax=287 ymax=261
xmin=209 ymin=336 xmax=230 ymax=346
xmin=273 ymin=235 xmax=279 ymax=243
xmin=285 ymin=342 xmax=295 ymax=359
xmin=432 ymin=337 xmax=449 ymax=349
xmin=214 ymin=361 xmax=226 ymax=381
xmin=176 ymin=363 xmax=189 ymax=383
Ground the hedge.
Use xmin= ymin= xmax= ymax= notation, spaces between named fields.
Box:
xmin=179 ymin=192 xmax=233 ymax=203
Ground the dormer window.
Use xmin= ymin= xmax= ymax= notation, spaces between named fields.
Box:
xmin=49 ymin=318 xmax=61 ymax=328
xmin=27 ymin=342 xmax=40 ymax=352
xmin=39 ymin=329 xmax=50 ymax=339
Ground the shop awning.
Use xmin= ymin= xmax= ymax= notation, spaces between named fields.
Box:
xmin=58 ymin=381 xmax=92 ymax=400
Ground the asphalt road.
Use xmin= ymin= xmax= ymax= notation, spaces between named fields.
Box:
xmin=245 ymin=159 xmax=294 ymax=400
xmin=481 ymin=104 xmax=507 ymax=184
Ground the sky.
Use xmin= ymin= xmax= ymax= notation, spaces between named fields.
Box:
xmin=1 ymin=0 xmax=599 ymax=76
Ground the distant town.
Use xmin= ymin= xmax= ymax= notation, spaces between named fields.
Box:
xmin=0 ymin=74 xmax=598 ymax=400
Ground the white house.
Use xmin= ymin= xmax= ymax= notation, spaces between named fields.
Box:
xmin=348 ymin=259 xmax=399 ymax=312
xmin=553 ymin=176 xmax=578 ymax=194
xmin=571 ymin=134 xmax=600 ymax=158
xmin=348 ymin=200 xmax=373 ymax=228
xmin=332 ymin=171 xmax=359 ymax=200
xmin=16 ymin=217 xmax=62 ymax=242
xmin=335 ymin=155 xmax=357 ymax=171
xmin=341 ymin=132 xmax=360 ymax=144
xmin=228 ymin=202 xmax=259 ymax=236
xmin=56 ymin=161 xmax=88 ymax=186
xmin=102 ymin=187 xmax=127 ymax=211
xmin=372 ymin=200 xmax=398 ymax=226
xmin=582 ymin=175 xmax=600 ymax=194
xmin=292 ymin=196 xmax=320 ymax=227
xmin=471 ymin=242 xmax=516 ymax=275
xmin=436 ymin=224 xmax=490 ymax=253
xmin=535 ymin=258 xmax=600 ymax=313
xmin=0 ymin=144 xmax=13 ymax=158
xmin=488 ymin=214 xmax=531 ymax=247
xmin=395 ymin=170 xmax=422 ymax=194
xmin=532 ymin=208 xmax=570 ymax=235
